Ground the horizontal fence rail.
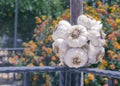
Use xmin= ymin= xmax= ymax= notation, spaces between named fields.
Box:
xmin=0 ymin=66 xmax=120 ymax=86
xmin=0 ymin=48 xmax=24 ymax=51
xmin=0 ymin=66 xmax=119 ymax=78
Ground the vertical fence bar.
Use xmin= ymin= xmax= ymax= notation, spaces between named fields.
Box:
xmin=59 ymin=71 xmax=66 ymax=86
xmin=81 ymin=72 xmax=84 ymax=86
xmin=102 ymin=0 xmax=105 ymax=4
xmin=70 ymin=0 xmax=83 ymax=25
xmin=65 ymin=71 xmax=71 ymax=86
xmin=70 ymin=0 xmax=83 ymax=86
xmin=23 ymin=72 xmax=30 ymax=86
xmin=75 ymin=72 xmax=81 ymax=86
xmin=108 ymin=77 xmax=114 ymax=86
xmin=14 ymin=0 xmax=18 ymax=48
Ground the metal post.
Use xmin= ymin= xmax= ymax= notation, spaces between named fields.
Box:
xmin=70 ymin=0 xmax=83 ymax=86
xmin=102 ymin=0 xmax=105 ymax=4
xmin=108 ymin=77 xmax=114 ymax=86
xmin=75 ymin=73 xmax=81 ymax=86
xmin=59 ymin=71 xmax=66 ymax=86
xmin=14 ymin=0 xmax=18 ymax=48
xmin=70 ymin=0 xmax=83 ymax=25
xmin=65 ymin=71 xmax=71 ymax=86
xmin=23 ymin=72 xmax=30 ymax=86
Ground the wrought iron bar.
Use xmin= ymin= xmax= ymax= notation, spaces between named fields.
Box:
xmin=23 ymin=72 xmax=30 ymax=86
xmin=108 ymin=77 xmax=114 ymax=86
xmin=75 ymin=73 xmax=81 ymax=86
xmin=70 ymin=0 xmax=83 ymax=25
xmin=0 ymin=48 xmax=24 ymax=51
xmin=0 ymin=67 xmax=119 ymax=79
xmin=0 ymin=67 xmax=119 ymax=86
xmin=65 ymin=71 xmax=71 ymax=86
xmin=14 ymin=0 xmax=18 ymax=48
xmin=59 ymin=71 xmax=66 ymax=86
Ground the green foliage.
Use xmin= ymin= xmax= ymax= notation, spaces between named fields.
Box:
xmin=0 ymin=0 xmax=68 ymax=42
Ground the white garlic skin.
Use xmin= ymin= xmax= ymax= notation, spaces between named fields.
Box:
xmin=66 ymin=25 xmax=88 ymax=47
xmin=52 ymin=39 xmax=70 ymax=59
xmin=77 ymin=15 xmax=97 ymax=30
xmin=64 ymin=48 xmax=88 ymax=68
xmin=52 ymin=20 xmax=71 ymax=40
xmin=88 ymin=42 xmax=105 ymax=64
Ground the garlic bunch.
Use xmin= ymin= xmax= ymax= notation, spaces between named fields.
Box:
xmin=64 ymin=48 xmax=88 ymax=68
xmin=52 ymin=14 xmax=106 ymax=68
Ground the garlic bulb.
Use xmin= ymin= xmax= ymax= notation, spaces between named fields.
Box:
xmin=52 ymin=39 xmax=69 ymax=58
xmin=88 ymin=43 xmax=105 ymax=64
xmin=66 ymin=25 xmax=88 ymax=47
xmin=64 ymin=48 xmax=88 ymax=68
xmin=77 ymin=15 xmax=97 ymax=30
xmin=90 ymin=21 xmax=103 ymax=31
xmin=91 ymin=38 xmax=104 ymax=47
xmin=52 ymin=20 xmax=71 ymax=40
xmin=88 ymin=30 xmax=100 ymax=40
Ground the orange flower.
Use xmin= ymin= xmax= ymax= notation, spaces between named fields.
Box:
xmin=51 ymin=56 xmax=56 ymax=61
xmin=35 ymin=16 xmax=42 ymax=24
xmin=39 ymin=41 xmax=44 ymax=44
xmin=101 ymin=60 xmax=108 ymax=66
xmin=42 ymin=46 xmax=47 ymax=51
xmin=39 ymin=62 xmax=44 ymax=66
xmin=85 ymin=79 xmax=89 ymax=84
xmin=88 ymin=74 xmax=95 ymax=80
xmin=104 ymin=77 xmax=108 ymax=81
xmin=83 ymin=1 xmax=87 ymax=5
xmin=27 ymin=63 xmax=34 ymax=67
xmin=53 ymin=20 xmax=58 ymax=26
xmin=47 ymin=48 xmax=52 ymax=54
xmin=42 ymin=52 xmax=46 ymax=57
xmin=42 ymin=15 xmax=46 ymax=20
xmin=99 ymin=64 xmax=105 ymax=69
xmin=110 ymin=64 xmax=116 ymax=70
xmin=116 ymin=18 xmax=120 ymax=24
xmin=22 ymin=42 xmax=28 ymax=47
xmin=10 ymin=58 xmax=16 ymax=64
xmin=112 ymin=42 xmax=120 ymax=50
xmin=96 ymin=1 xmax=102 ymax=6
xmin=33 ymin=75 xmax=37 ymax=81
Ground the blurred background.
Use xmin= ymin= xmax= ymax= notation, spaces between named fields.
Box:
xmin=0 ymin=0 xmax=69 ymax=48
xmin=0 ymin=0 xmax=120 ymax=86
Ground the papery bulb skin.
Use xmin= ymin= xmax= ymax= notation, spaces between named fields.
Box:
xmin=66 ymin=25 xmax=88 ymax=47
xmin=52 ymin=20 xmax=71 ymax=40
xmin=77 ymin=15 xmax=97 ymax=30
xmin=88 ymin=43 xmax=105 ymax=64
xmin=64 ymin=48 xmax=88 ymax=68
xmin=52 ymin=39 xmax=69 ymax=59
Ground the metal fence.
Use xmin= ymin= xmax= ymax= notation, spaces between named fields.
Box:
xmin=0 ymin=66 xmax=120 ymax=86
xmin=0 ymin=48 xmax=120 ymax=86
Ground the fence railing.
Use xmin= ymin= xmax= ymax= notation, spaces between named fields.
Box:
xmin=0 ymin=66 xmax=120 ymax=86
xmin=0 ymin=49 xmax=119 ymax=86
